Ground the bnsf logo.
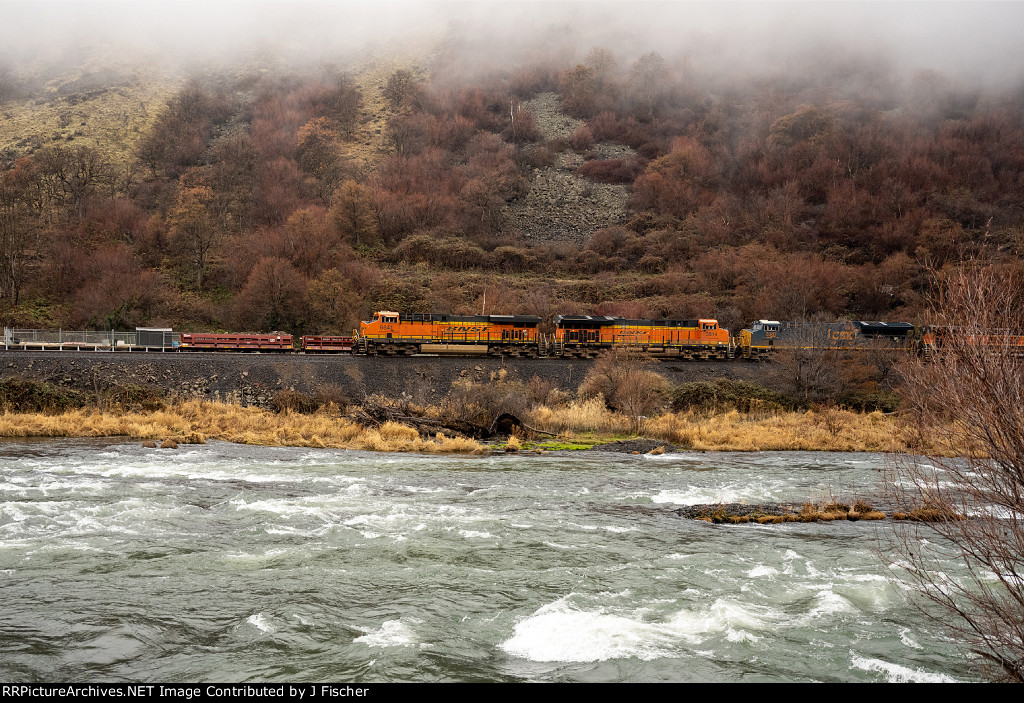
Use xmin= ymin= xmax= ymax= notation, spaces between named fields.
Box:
xmin=449 ymin=326 xmax=488 ymax=332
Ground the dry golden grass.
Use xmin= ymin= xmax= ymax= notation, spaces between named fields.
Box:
xmin=640 ymin=408 xmax=919 ymax=453
xmin=0 ymin=401 xmax=484 ymax=453
xmin=890 ymin=499 xmax=966 ymax=522
xmin=1 ymin=41 xmax=434 ymax=177
xmin=0 ymin=62 xmax=180 ymax=170
xmin=528 ymin=397 xmax=630 ymax=436
xmin=694 ymin=499 xmax=888 ymax=524
xmin=521 ymin=399 xmax=933 ymax=454
xmin=0 ymin=397 xmax=940 ymax=457
xmin=336 ymin=54 xmax=423 ymax=168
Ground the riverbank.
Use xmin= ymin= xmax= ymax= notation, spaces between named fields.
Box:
xmin=0 ymin=401 xmax=485 ymax=453
xmin=0 ymin=350 xmax=771 ymax=408
xmin=0 ymin=399 xmax=919 ymax=454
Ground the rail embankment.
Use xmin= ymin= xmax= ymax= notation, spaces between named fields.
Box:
xmin=0 ymin=351 xmax=768 ymax=406
xmin=1 ymin=351 xmax=918 ymax=455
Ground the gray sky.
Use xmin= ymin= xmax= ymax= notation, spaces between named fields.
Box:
xmin=2 ymin=1 xmax=1023 ymax=88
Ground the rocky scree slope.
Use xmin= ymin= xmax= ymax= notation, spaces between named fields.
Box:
xmin=502 ymin=92 xmax=632 ymax=245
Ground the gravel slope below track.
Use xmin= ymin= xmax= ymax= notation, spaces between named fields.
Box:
xmin=1 ymin=351 xmax=774 ymax=407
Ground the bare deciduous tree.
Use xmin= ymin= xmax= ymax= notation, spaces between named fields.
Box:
xmin=0 ymin=159 xmax=42 ymax=305
xmin=329 ymin=180 xmax=378 ymax=248
xmin=580 ymin=347 xmax=668 ymax=432
xmin=383 ymin=69 xmax=420 ymax=114
xmin=887 ymin=264 xmax=1024 ymax=682
xmin=767 ymin=322 xmax=845 ymax=402
xmin=167 ymin=180 xmax=218 ymax=290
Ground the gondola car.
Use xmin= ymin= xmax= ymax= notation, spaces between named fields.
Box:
xmin=551 ymin=316 xmax=732 ymax=359
xmin=354 ymin=311 xmax=543 ymax=356
xmin=301 ymin=335 xmax=355 ymax=353
xmin=179 ymin=333 xmax=294 ymax=351
xmin=737 ymin=320 xmax=915 ymax=360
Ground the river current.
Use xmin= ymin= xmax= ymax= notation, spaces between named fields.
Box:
xmin=0 ymin=439 xmax=973 ymax=682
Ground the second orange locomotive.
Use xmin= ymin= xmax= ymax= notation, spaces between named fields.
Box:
xmin=551 ymin=315 xmax=731 ymax=359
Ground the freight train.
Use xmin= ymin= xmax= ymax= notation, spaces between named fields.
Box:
xmin=3 ymin=312 xmax=920 ymax=359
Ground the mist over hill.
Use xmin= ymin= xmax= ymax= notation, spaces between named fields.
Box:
xmin=5 ymin=1 xmax=1024 ymax=85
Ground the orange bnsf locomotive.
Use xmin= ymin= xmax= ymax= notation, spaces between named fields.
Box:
xmin=356 ymin=311 xmax=544 ymax=356
xmin=551 ymin=316 xmax=732 ymax=359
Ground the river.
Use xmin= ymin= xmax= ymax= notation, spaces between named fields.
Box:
xmin=0 ymin=439 xmax=973 ymax=682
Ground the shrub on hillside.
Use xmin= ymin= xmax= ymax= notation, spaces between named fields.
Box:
xmin=577 ymin=157 xmax=646 ymax=184
xmin=271 ymin=385 xmax=350 ymax=414
xmin=670 ymin=379 xmax=801 ymax=413
xmin=0 ymin=378 xmax=89 ymax=412
xmin=580 ymin=348 xmax=669 ymax=431
xmin=836 ymin=389 xmax=900 ymax=413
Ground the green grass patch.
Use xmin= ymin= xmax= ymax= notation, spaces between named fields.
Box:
xmin=525 ymin=439 xmax=602 ymax=451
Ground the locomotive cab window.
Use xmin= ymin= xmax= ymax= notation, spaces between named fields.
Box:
xmin=383 ymin=316 xmax=398 ymax=324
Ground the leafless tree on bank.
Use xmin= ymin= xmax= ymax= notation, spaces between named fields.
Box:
xmin=887 ymin=264 xmax=1024 ymax=682
xmin=768 ymin=324 xmax=844 ymax=403
xmin=580 ymin=347 xmax=668 ymax=432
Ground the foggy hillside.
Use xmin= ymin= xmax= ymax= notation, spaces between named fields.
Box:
xmin=1 ymin=1 xmax=1023 ymax=335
